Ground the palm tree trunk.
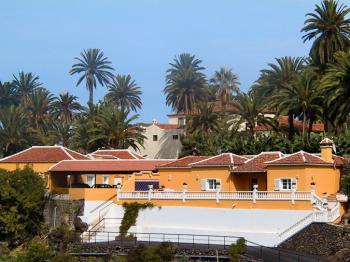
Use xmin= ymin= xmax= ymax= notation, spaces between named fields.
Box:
xmin=288 ymin=112 xmax=295 ymax=140
xmin=302 ymin=112 xmax=306 ymax=142
xmin=308 ymin=116 xmax=314 ymax=141
xmin=89 ymin=87 xmax=94 ymax=105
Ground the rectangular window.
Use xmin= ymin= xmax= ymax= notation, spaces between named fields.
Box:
xmin=207 ymin=179 xmax=217 ymax=190
xmin=172 ymin=135 xmax=179 ymax=140
xmin=86 ymin=175 xmax=95 ymax=187
xmin=281 ymin=178 xmax=292 ymax=190
xmin=103 ymin=176 xmax=109 ymax=185
xmin=178 ymin=118 xmax=185 ymax=126
xmin=153 ymin=135 xmax=158 ymax=141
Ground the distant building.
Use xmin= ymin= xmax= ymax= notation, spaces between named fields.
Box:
xmin=129 ymin=119 xmax=184 ymax=159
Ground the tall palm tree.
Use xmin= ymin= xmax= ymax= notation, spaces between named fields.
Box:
xmin=105 ymin=74 xmax=142 ymax=113
xmin=210 ymin=67 xmax=240 ymax=104
xmin=186 ymin=102 xmax=220 ymax=135
xmin=231 ymin=92 xmax=275 ymax=136
xmin=12 ymin=72 xmax=43 ymax=106
xmin=321 ymin=50 xmax=350 ymax=130
xmin=272 ymin=69 xmax=323 ymax=139
xmin=256 ymin=57 xmax=305 ymax=139
xmin=70 ymin=48 xmax=114 ymax=104
xmin=164 ymin=53 xmax=207 ymax=114
xmin=90 ymin=105 xmax=145 ymax=150
xmin=0 ymin=106 xmax=37 ymax=156
xmin=302 ymin=0 xmax=350 ymax=66
xmin=51 ymin=92 xmax=83 ymax=124
xmin=0 ymin=81 xmax=18 ymax=107
xmin=27 ymin=88 xmax=54 ymax=133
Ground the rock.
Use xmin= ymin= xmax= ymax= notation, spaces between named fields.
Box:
xmin=74 ymin=217 xmax=88 ymax=232
xmin=329 ymin=248 xmax=350 ymax=262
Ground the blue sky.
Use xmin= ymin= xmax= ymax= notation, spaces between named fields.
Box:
xmin=0 ymin=0 xmax=314 ymax=123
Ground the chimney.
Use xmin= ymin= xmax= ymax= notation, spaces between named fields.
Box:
xmin=320 ymin=138 xmax=334 ymax=163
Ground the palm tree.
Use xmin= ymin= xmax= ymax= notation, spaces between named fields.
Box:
xmin=12 ymin=72 xmax=43 ymax=106
xmin=89 ymin=105 xmax=145 ymax=150
xmin=27 ymin=88 xmax=54 ymax=133
xmin=0 ymin=81 xmax=18 ymax=107
xmin=105 ymin=74 xmax=142 ymax=113
xmin=256 ymin=57 xmax=305 ymax=139
xmin=0 ymin=106 xmax=37 ymax=156
xmin=186 ymin=102 xmax=220 ymax=134
xmin=210 ymin=67 xmax=240 ymax=104
xmin=321 ymin=50 xmax=350 ymax=130
xmin=70 ymin=48 xmax=114 ymax=104
xmin=231 ymin=92 xmax=275 ymax=136
xmin=272 ymin=69 xmax=323 ymax=139
xmin=52 ymin=92 xmax=83 ymax=124
xmin=301 ymin=0 xmax=350 ymax=66
xmin=164 ymin=53 xmax=207 ymax=114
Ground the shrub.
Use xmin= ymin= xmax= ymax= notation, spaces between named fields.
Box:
xmin=228 ymin=237 xmax=246 ymax=262
xmin=119 ymin=202 xmax=153 ymax=236
xmin=48 ymin=223 xmax=80 ymax=252
xmin=15 ymin=242 xmax=53 ymax=262
xmin=0 ymin=168 xmax=46 ymax=247
xmin=126 ymin=242 xmax=176 ymax=262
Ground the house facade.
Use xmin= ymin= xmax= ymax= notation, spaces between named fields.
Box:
xmin=129 ymin=120 xmax=184 ymax=159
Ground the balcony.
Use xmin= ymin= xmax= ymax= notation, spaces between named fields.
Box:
xmin=117 ymin=190 xmax=311 ymax=202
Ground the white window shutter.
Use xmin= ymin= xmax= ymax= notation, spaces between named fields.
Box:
xmin=291 ymin=178 xmax=297 ymax=190
xmin=201 ymin=179 xmax=207 ymax=191
xmin=274 ymin=179 xmax=280 ymax=191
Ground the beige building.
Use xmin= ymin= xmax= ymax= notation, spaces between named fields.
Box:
xmin=130 ymin=119 xmax=184 ymax=159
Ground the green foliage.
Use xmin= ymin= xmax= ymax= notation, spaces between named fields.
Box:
xmin=164 ymin=53 xmax=207 ymax=114
xmin=126 ymin=243 xmax=176 ymax=262
xmin=15 ymin=242 xmax=53 ymax=262
xmin=105 ymin=74 xmax=142 ymax=113
xmin=70 ymin=48 xmax=114 ymax=104
xmin=119 ymin=202 xmax=153 ymax=236
xmin=51 ymin=253 xmax=78 ymax=262
xmin=48 ymin=223 xmax=80 ymax=253
xmin=341 ymin=176 xmax=350 ymax=198
xmin=0 ymin=168 xmax=46 ymax=247
xmin=228 ymin=238 xmax=246 ymax=262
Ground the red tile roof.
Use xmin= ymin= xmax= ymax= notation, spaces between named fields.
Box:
xmin=91 ymin=150 xmax=144 ymax=160
xmin=265 ymin=151 xmax=333 ymax=166
xmin=158 ymin=156 xmax=209 ymax=168
xmin=332 ymin=155 xmax=347 ymax=165
xmin=49 ymin=159 xmax=173 ymax=172
xmin=0 ymin=146 xmax=90 ymax=163
xmin=254 ymin=116 xmax=325 ymax=133
xmin=232 ymin=152 xmax=283 ymax=173
xmin=190 ymin=153 xmax=247 ymax=167
xmin=155 ymin=124 xmax=183 ymax=130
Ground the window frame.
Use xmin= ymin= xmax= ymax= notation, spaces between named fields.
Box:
xmin=86 ymin=175 xmax=95 ymax=187
xmin=172 ymin=134 xmax=179 ymax=140
xmin=280 ymin=178 xmax=292 ymax=191
xmin=103 ymin=176 xmax=110 ymax=185
xmin=206 ymin=178 xmax=218 ymax=191
xmin=153 ymin=135 xmax=158 ymax=141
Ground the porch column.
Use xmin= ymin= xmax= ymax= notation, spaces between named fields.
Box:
xmin=216 ymin=184 xmax=221 ymax=203
xmin=148 ymin=185 xmax=153 ymax=201
xmin=291 ymin=184 xmax=296 ymax=204
xmin=182 ymin=183 xmax=187 ymax=203
xmin=116 ymin=184 xmax=121 ymax=202
xmin=310 ymin=184 xmax=316 ymax=204
xmin=252 ymin=185 xmax=258 ymax=203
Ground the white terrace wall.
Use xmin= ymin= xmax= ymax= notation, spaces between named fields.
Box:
xmin=125 ymin=206 xmax=312 ymax=247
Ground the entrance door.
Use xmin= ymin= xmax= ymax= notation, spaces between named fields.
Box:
xmin=251 ymin=178 xmax=258 ymax=190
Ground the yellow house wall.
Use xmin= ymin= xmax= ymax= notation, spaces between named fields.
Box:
xmin=267 ymin=166 xmax=306 ymax=191
xmin=0 ymin=162 xmax=55 ymax=173
xmin=69 ymin=188 xmax=117 ymax=202
xmin=267 ymin=165 xmax=341 ymax=196
xmin=305 ymin=166 xmax=341 ymax=196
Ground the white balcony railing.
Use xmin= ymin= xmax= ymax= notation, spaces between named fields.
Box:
xmin=117 ymin=190 xmax=311 ymax=202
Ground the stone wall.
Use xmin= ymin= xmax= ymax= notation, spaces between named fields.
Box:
xmin=279 ymin=223 xmax=350 ymax=258
xmin=44 ymin=197 xmax=84 ymax=228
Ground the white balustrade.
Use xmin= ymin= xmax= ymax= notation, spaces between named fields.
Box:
xmin=118 ymin=190 xmax=312 ymax=201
